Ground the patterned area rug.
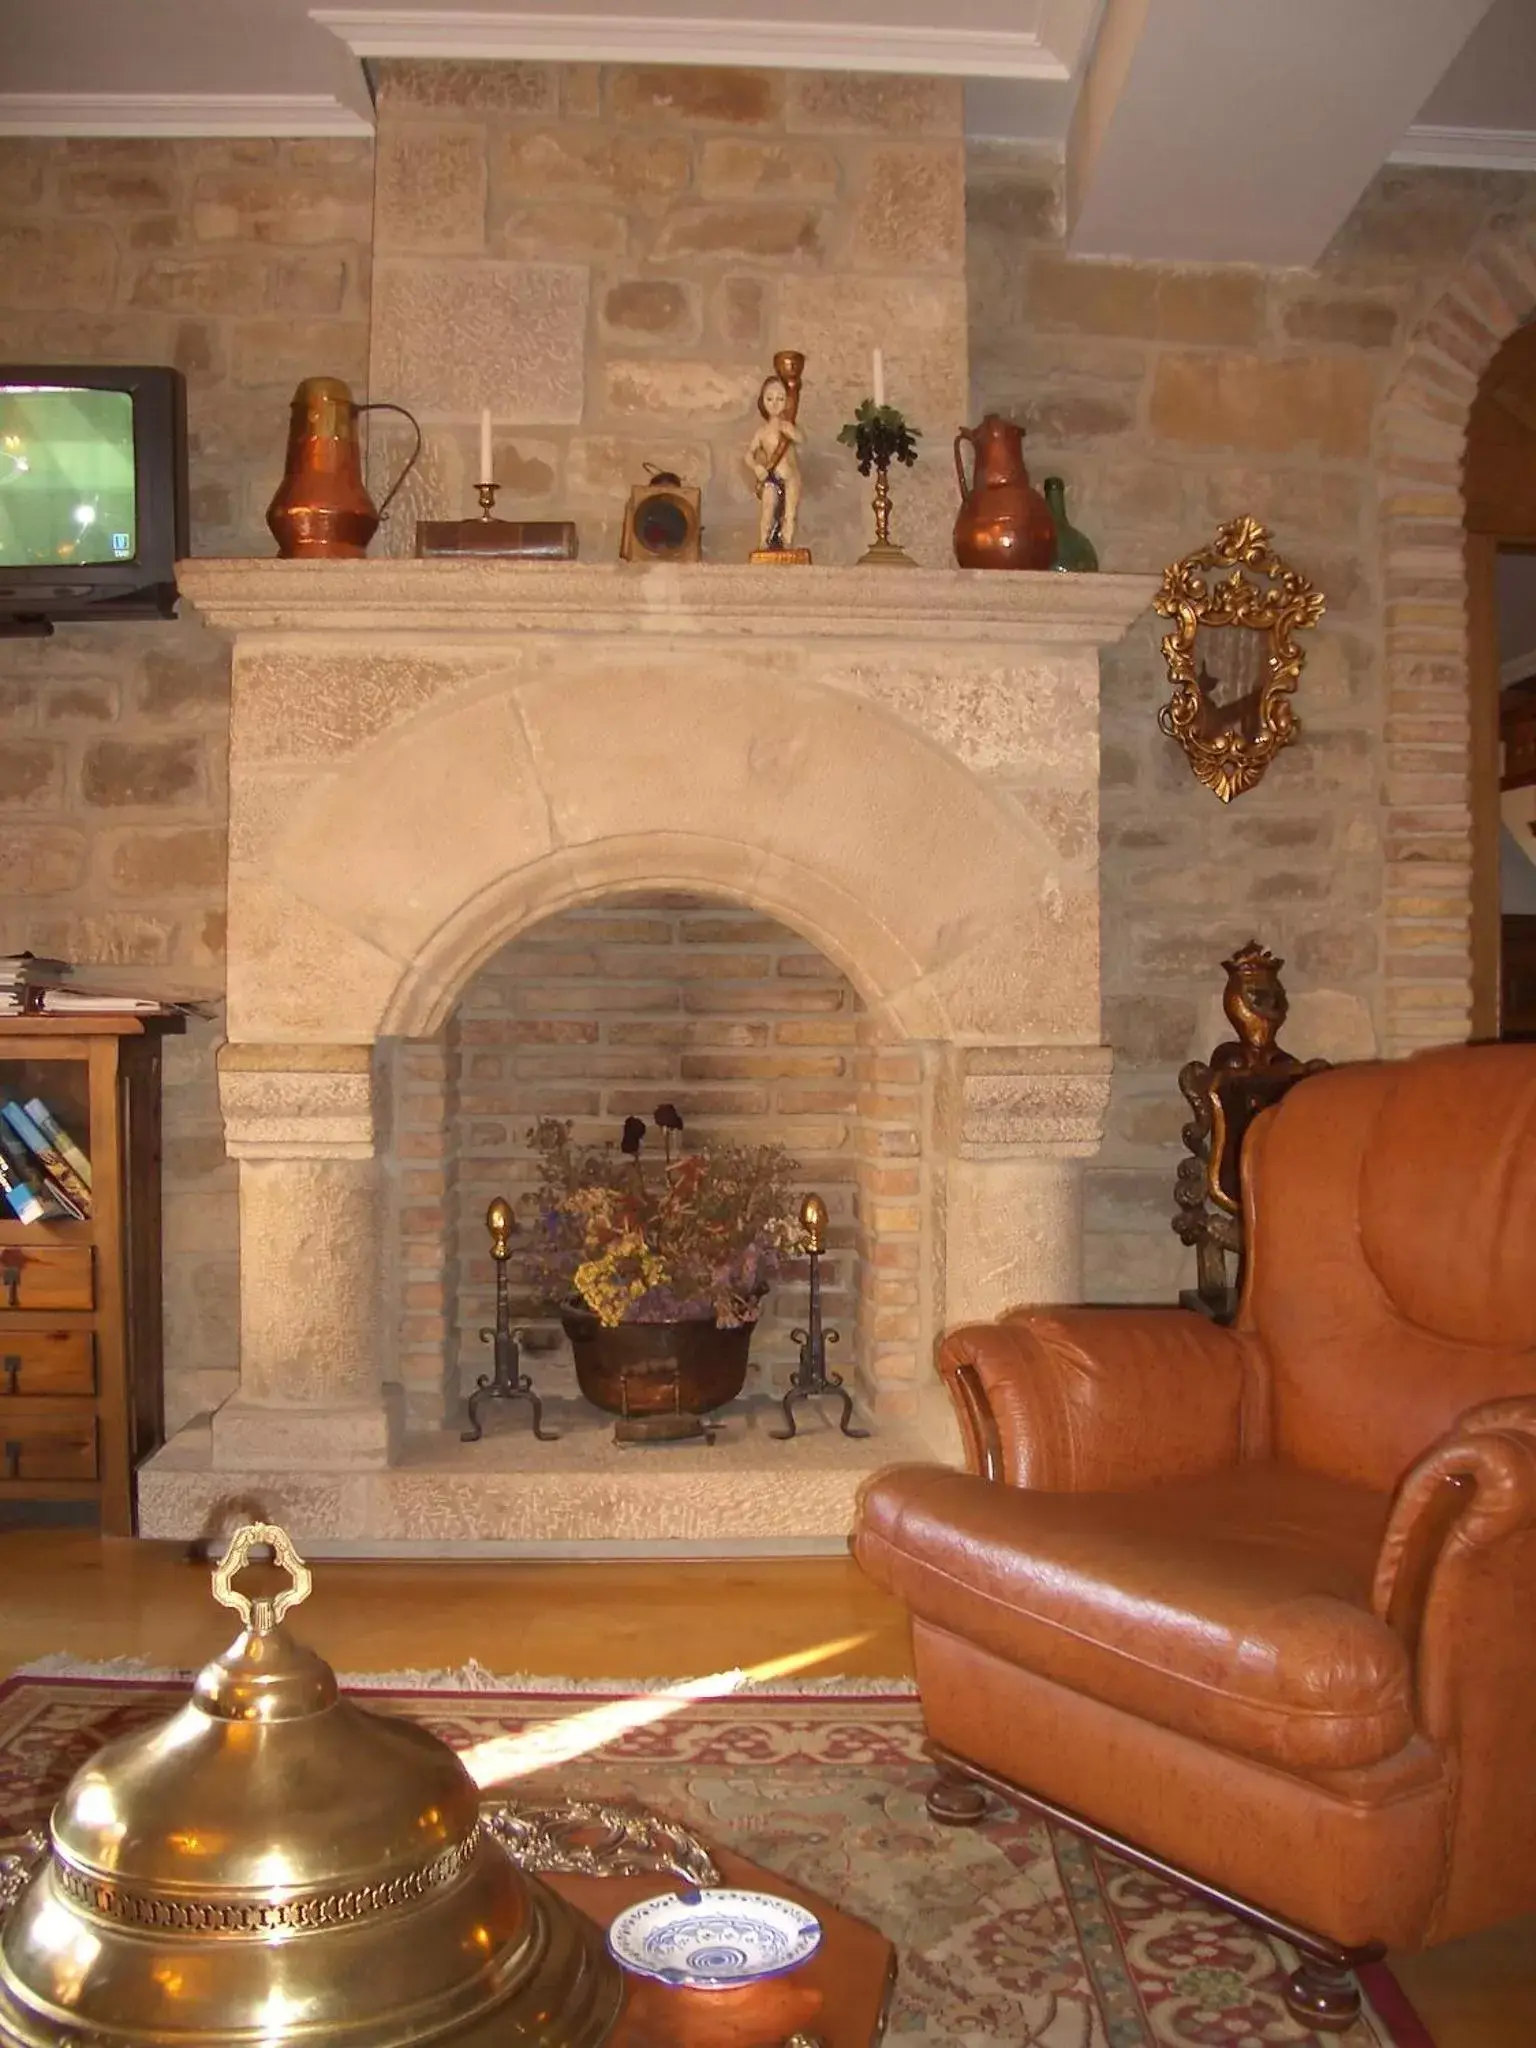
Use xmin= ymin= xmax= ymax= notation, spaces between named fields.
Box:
xmin=0 ymin=1670 xmax=1431 ymax=2048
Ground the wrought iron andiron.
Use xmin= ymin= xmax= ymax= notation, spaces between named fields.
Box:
xmin=772 ymin=1192 xmax=869 ymax=1441
xmin=462 ymin=1197 xmax=558 ymax=1443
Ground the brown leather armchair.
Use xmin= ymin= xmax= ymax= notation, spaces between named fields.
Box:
xmin=853 ymin=1044 xmax=1536 ymax=2029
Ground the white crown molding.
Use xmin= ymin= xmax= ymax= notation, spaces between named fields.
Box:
xmin=1389 ymin=122 xmax=1536 ymax=172
xmin=313 ymin=6 xmax=1077 ymax=80
xmin=0 ymin=92 xmax=374 ymax=138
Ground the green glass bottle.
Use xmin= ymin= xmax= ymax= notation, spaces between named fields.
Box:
xmin=1044 ymin=476 xmax=1098 ymax=573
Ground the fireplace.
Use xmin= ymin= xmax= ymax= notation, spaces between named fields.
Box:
xmin=139 ymin=557 xmax=1153 ymax=1551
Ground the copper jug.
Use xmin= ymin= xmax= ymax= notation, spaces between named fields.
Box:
xmin=952 ymin=413 xmax=1056 ymax=570
xmin=266 ymin=376 xmax=420 ymax=559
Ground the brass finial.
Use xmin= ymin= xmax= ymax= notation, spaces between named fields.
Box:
xmin=799 ymin=1191 xmax=828 ymax=1255
xmin=486 ymin=1197 xmax=515 ymax=1262
xmin=211 ymin=1522 xmax=312 ymax=1636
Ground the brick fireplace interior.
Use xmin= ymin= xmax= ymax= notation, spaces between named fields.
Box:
xmin=392 ymin=893 xmax=927 ymax=1435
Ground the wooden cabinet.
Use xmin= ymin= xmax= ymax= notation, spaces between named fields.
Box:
xmin=0 ymin=1017 xmax=180 ymax=1534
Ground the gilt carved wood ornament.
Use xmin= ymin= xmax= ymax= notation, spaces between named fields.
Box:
xmin=1155 ymin=517 xmax=1325 ymax=802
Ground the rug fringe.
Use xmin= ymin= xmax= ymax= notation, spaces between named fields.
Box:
xmin=15 ymin=1653 xmax=916 ymax=1696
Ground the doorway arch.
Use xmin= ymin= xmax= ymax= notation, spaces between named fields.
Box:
xmin=1376 ymin=213 xmax=1536 ymax=1055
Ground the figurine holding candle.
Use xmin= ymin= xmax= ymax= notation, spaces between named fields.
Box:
xmin=839 ymin=350 xmax=921 ymax=568
xmin=745 ymin=349 xmax=812 ymax=565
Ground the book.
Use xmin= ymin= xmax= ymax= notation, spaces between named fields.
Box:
xmin=0 ymin=1098 xmax=91 ymax=1215
xmin=34 ymin=988 xmax=169 ymax=1014
xmin=21 ymin=1097 xmax=91 ymax=1192
xmin=0 ymin=1120 xmax=60 ymax=1223
xmin=0 ymin=1140 xmax=45 ymax=1224
xmin=0 ymin=952 xmax=70 ymax=991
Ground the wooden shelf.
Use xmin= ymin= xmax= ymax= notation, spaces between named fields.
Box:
xmin=0 ymin=1014 xmax=183 ymax=1534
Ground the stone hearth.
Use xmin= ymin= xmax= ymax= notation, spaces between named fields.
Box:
xmin=139 ymin=558 xmax=1153 ymax=1552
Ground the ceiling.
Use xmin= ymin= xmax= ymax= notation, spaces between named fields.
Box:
xmin=1 ymin=0 xmax=1533 ymax=264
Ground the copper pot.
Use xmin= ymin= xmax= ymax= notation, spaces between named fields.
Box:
xmin=562 ymin=1307 xmax=754 ymax=1416
xmin=952 ymin=413 xmax=1056 ymax=570
xmin=266 ymin=376 xmax=419 ymax=559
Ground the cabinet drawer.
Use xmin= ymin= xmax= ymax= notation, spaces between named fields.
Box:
xmin=0 ymin=1416 xmax=97 ymax=1482
xmin=0 ymin=1246 xmax=93 ymax=1312
xmin=0 ymin=1333 xmax=95 ymax=1398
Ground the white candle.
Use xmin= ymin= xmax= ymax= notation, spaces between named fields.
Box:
xmin=479 ymin=407 xmax=493 ymax=485
xmin=872 ymin=349 xmax=886 ymax=408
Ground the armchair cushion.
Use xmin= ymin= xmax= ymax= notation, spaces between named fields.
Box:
xmin=855 ymin=1461 xmax=1411 ymax=1773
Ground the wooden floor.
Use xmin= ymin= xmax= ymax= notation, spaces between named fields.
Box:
xmin=1 ymin=1530 xmax=1531 ymax=2045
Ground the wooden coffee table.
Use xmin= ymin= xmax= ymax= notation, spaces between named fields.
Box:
xmin=545 ymin=1842 xmax=897 ymax=2047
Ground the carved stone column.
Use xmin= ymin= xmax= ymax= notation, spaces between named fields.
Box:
xmin=939 ymin=1046 xmax=1113 ymax=1322
xmin=210 ymin=1046 xmax=399 ymax=1472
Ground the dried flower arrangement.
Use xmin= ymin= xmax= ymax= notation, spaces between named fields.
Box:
xmin=526 ymin=1105 xmax=805 ymax=1329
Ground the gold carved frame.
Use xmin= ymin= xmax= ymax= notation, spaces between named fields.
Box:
xmin=1155 ymin=516 xmax=1325 ymax=802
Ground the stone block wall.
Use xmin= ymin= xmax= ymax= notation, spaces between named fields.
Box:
xmin=366 ymin=61 xmax=967 ymax=566
xmin=379 ymin=893 xmax=928 ymax=1428
xmin=967 ymin=145 xmax=1535 ymax=1298
xmin=1 ymin=104 xmax=1529 ymax=1437
xmin=0 ymin=135 xmax=373 ymax=1429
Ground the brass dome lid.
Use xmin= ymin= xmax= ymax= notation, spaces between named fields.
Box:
xmin=0 ymin=1525 xmax=621 ymax=2048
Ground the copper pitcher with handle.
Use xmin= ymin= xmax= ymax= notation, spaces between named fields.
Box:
xmin=266 ymin=376 xmax=421 ymax=559
xmin=952 ymin=413 xmax=1056 ymax=570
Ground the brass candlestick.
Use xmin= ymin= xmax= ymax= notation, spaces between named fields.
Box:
xmin=475 ymin=481 xmax=499 ymax=520
xmin=771 ymin=1192 xmax=870 ymax=1441
xmin=858 ymin=458 xmax=916 ymax=568
xmin=840 ymin=400 xmax=920 ymax=569
xmin=461 ymin=1197 xmax=559 ymax=1443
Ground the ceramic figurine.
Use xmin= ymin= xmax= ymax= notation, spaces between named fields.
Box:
xmin=746 ymin=350 xmax=812 ymax=565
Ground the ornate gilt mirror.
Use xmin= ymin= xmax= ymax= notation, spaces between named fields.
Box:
xmin=1155 ymin=516 xmax=1325 ymax=802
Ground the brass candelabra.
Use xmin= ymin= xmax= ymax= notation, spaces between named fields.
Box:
xmin=771 ymin=1192 xmax=870 ymax=1441
xmin=461 ymin=1197 xmax=558 ymax=1443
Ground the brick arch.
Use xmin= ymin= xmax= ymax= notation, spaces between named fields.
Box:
xmin=378 ymin=835 xmax=931 ymax=1041
xmin=1376 ymin=215 xmax=1536 ymax=1056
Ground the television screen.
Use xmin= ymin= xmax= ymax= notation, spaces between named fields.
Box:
xmin=0 ymin=385 xmax=140 ymax=571
xmin=0 ymin=364 xmax=185 ymax=631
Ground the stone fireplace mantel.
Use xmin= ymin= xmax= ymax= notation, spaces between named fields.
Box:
xmin=169 ymin=557 xmax=1155 ymax=644
xmin=141 ymin=558 xmax=1155 ymax=1553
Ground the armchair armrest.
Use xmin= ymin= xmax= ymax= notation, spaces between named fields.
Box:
xmin=937 ymin=1308 xmax=1264 ymax=1491
xmin=1372 ymin=1397 xmax=1536 ymax=1693
xmin=1369 ymin=1399 xmax=1536 ymax=1940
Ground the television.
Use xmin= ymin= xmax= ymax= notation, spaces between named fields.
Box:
xmin=0 ymin=364 xmax=188 ymax=634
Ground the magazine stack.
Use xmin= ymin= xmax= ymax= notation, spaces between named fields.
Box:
xmin=1 ymin=952 xmax=171 ymax=1018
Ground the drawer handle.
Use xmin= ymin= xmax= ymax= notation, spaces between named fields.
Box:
xmin=0 ymin=1263 xmax=20 ymax=1311
xmin=2 ymin=1356 xmax=17 ymax=1396
xmin=3 ymin=1441 xmax=18 ymax=1480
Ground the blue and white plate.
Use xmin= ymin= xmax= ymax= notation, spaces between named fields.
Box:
xmin=606 ymin=1886 xmax=822 ymax=1990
